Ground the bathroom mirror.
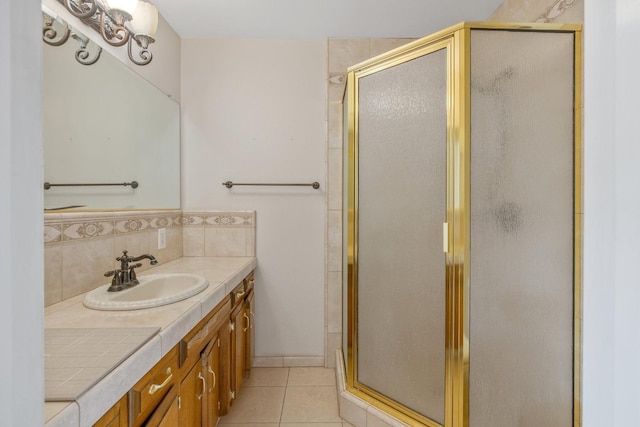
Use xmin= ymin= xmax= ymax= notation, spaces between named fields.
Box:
xmin=42 ymin=19 xmax=180 ymax=210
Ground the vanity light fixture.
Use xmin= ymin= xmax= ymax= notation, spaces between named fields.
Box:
xmin=52 ymin=0 xmax=159 ymax=66
xmin=127 ymin=0 xmax=159 ymax=65
xmin=42 ymin=5 xmax=103 ymax=65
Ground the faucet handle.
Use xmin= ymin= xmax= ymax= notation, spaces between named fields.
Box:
xmin=128 ymin=263 xmax=143 ymax=286
xmin=105 ymin=269 xmax=124 ymax=292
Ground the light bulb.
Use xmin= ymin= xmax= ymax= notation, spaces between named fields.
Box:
xmin=105 ymin=0 xmax=138 ymax=16
xmin=130 ymin=1 xmax=158 ymax=36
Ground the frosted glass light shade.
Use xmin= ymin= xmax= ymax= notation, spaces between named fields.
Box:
xmin=105 ymin=0 xmax=138 ymax=15
xmin=130 ymin=1 xmax=158 ymax=36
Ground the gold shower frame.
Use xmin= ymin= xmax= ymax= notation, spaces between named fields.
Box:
xmin=345 ymin=22 xmax=583 ymax=427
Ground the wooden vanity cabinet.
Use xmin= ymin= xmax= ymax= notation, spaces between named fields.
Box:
xmin=141 ymin=387 xmax=180 ymax=427
xmin=93 ymin=395 xmax=128 ymax=427
xmin=230 ymin=273 xmax=255 ymax=405
xmin=230 ymin=301 xmax=246 ymax=399
xmin=129 ymin=347 xmax=179 ymax=427
xmin=92 ymin=271 xmax=255 ymax=427
xmin=179 ymin=359 xmax=204 ymax=426
xmin=242 ymin=273 xmax=255 ymax=381
xmin=179 ymin=333 xmax=223 ymax=427
xmin=204 ymin=335 xmax=221 ymax=422
xmin=245 ymin=287 xmax=255 ymax=377
xmin=178 ymin=295 xmax=232 ymax=425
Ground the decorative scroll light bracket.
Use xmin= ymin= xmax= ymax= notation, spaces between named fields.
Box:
xmin=43 ymin=7 xmax=102 ymax=66
xmin=43 ymin=0 xmax=159 ymax=66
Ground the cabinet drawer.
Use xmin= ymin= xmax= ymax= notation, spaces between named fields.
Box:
xmin=231 ymin=281 xmax=246 ymax=307
xmin=129 ymin=346 xmax=178 ymax=426
xmin=245 ymin=272 xmax=255 ymax=293
xmin=179 ymin=297 xmax=231 ymax=368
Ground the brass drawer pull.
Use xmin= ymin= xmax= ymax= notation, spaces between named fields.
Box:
xmin=148 ymin=368 xmax=173 ymax=395
xmin=243 ymin=312 xmax=250 ymax=332
xmin=236 ymin=290 xmax=246 ymax=299
xmin=208 ymin=366 xmax=216 ymax=391
xmin=197 ymin=372 xmax=206 ymax=400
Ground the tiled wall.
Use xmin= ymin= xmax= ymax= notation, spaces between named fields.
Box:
xmin=325 ymin=39 xmax=414 ymax=368
xmin=182 ymin=210 xmax=256 ymax=257
xmin=44 ymin=209 xmax=256 ymax=307
xmin=44 ymin=210 xmax=183 ymax=306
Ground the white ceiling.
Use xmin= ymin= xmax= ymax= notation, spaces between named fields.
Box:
xmin=151 ymin=0 xmax=505 ymax=39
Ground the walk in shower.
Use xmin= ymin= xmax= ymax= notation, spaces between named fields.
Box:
xmin=342 ymin=22 xmax=582 ymax=427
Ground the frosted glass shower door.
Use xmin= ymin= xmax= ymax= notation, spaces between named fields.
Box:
xmin=345 ymin=23 xmax=581 ymax=427
xmin=353 ymin=44 xmax=449 ymax=425
xmin=468 ymin=29 xmax=577 ymax=427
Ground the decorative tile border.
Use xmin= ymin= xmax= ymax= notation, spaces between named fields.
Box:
xmin=182 ymin=211 xmax=255 ymax=228
xmin=115 ymin=217 xmax=151 ymax=234
xmin=44 ymin=223 xmax=63 ymax=244
xmin=44 ymin=210 xmax=182 ymax=244
xmin=62 ymin=221 xmax=114 ymax=241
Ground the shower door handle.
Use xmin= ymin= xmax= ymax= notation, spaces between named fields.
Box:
xmin=443 ymin=223 xmax=449 ymax=253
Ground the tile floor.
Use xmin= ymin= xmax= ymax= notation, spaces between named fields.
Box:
xmin=219 ymin=367 xmax=353 ymax=427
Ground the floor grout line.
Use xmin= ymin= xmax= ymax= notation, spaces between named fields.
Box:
xmin=279 ymin=367 xmax=290 ymax=423
xmin=221 ymin=367 xmax=343 ymax=425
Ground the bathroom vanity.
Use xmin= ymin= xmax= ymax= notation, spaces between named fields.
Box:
xmin=45 ymin=256 xmax=256 ymax=427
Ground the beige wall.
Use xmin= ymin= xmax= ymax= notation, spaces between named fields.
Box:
xmin=181 ymin=38 xmax=327 ymax=365
xmin=180 ymin=37 xmax=418 ymax=367
xmin=490 ymin=0 xmax=583 ymax=23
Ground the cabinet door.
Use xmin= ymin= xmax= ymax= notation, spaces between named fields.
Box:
xmin=245 ymin=291 xmax=255 ymax=377
xmin=155 ymin=395 xmax=179 ymax=427
xmin=180 ymin=358 xmax=205 ymax=426
xmin=93 ymin=395 xmax=127 ymax=427
xmin=204 ymin=335 xmax=221 ymax=424
xmin=218 ymin=320 xmax=232 ymax=415
xmin=231 ymin=304 xmax=246 ymax=399
xmin=143 ymin=386 xmax=179 ymax=427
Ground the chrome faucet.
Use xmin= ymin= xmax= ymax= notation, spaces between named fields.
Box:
xmin=105 ymin=250 xmax=158 ymax=292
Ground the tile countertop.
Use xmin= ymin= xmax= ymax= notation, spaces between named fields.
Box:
xmin=44 ymin=256 xmax=257 ymax=427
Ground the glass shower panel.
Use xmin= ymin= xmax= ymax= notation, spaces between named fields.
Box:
xmin=357 ymin=49 xmax=447 ymax=423
xmin=469 ymin=30 xmax=575 ymax=426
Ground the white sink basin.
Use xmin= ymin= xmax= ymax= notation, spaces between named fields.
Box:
xmin=83 ymin=273 xmax=209 ymax=311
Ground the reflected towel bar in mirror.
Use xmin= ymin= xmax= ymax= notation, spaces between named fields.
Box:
xmin=222 ymin=181 xmax=320 ymax=189
xmin=44 ymin=181 xmax=139 ymax=190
